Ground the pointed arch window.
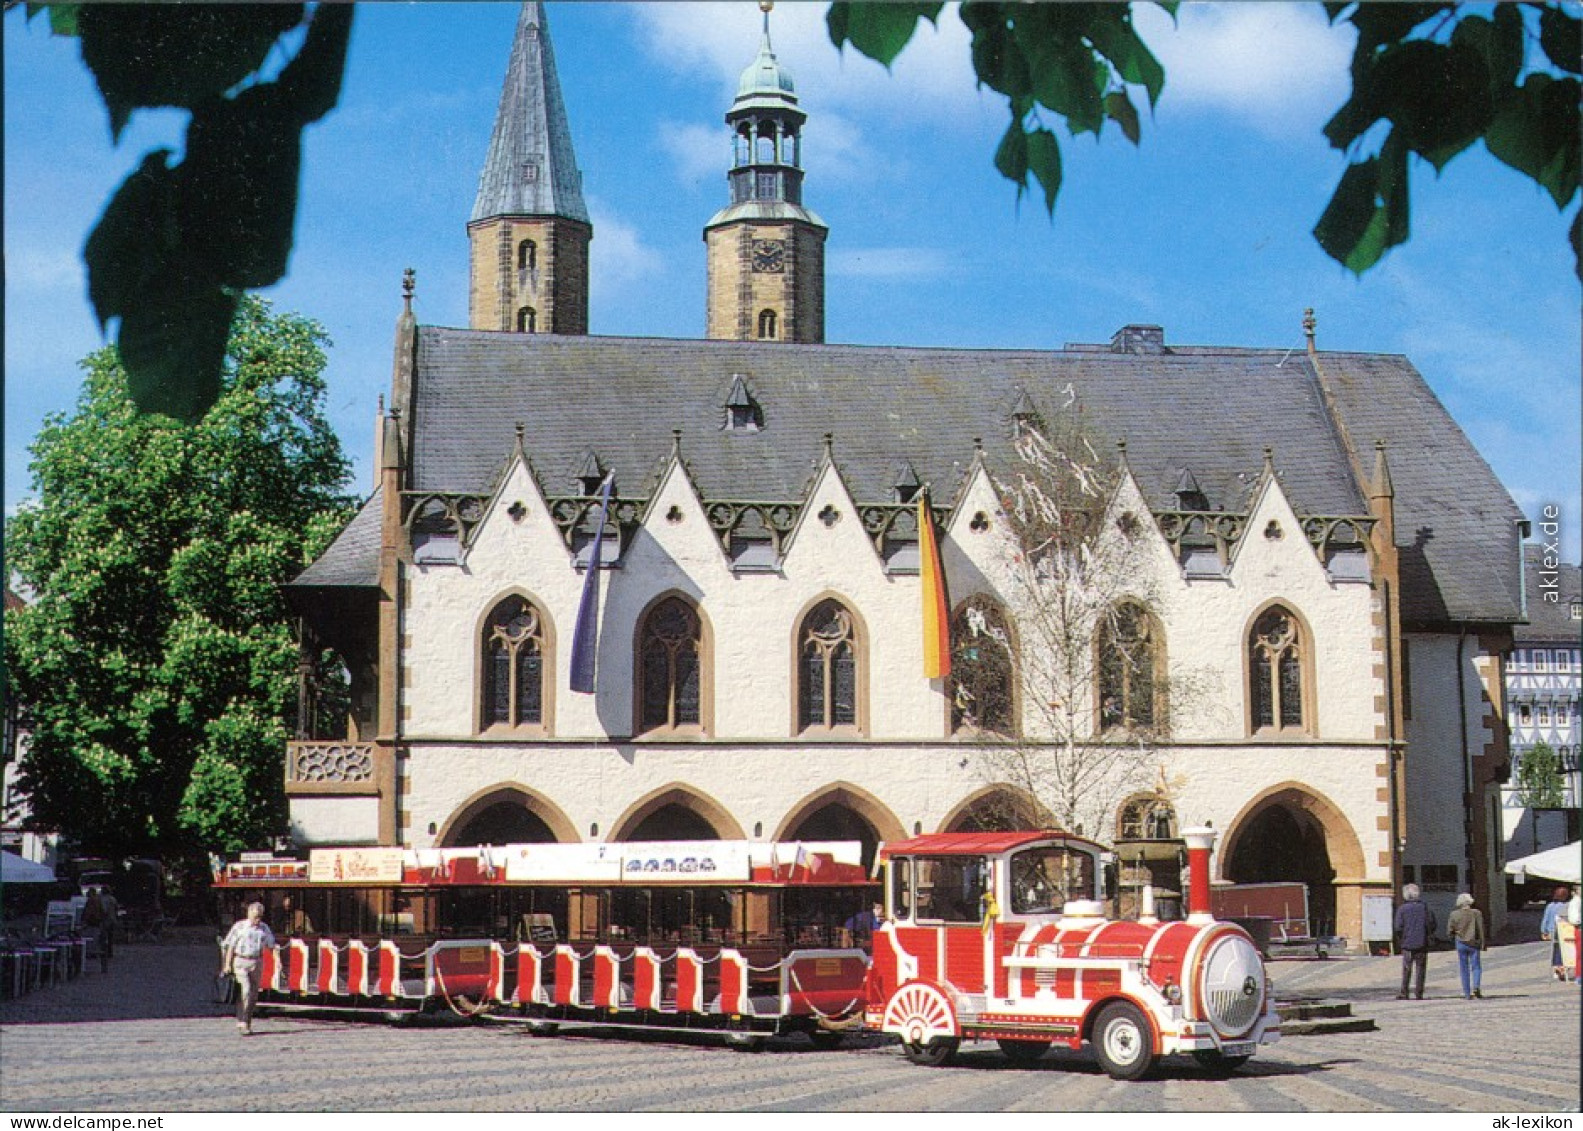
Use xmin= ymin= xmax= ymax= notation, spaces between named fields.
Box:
xmin=482 ymin=595 xmax=548 ymax=730
xmin=638 ymin=596 xmax=705 ymax=733
xmin=517 ymin=239 xmax=537 ymax=272
xmin=516 ymin=306 xmax=537 ymax=333
xmin=1248 ymin=605 xmax=1310 ymax=734
xmin=757 ymin=309 xmax=778 ymax=340
xmin=798 ymin=599 xmax=861 ymax=732
xmin=1098 ymin=602 xmax=1162 ymax=734
xmin=950 ymin=595 xmax=1016 ymax=736
xmin=1117 ymin=795 xmax=1177 ymax=841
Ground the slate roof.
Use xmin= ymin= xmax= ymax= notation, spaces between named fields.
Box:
xmin=1305 ymin=351 xmax=1526 ymax=625
xmin=297 ymin=327 xmax=1526 ymax=627
xmin=470 ymin=2 xmax=588 ymax=226
xmin=409 ymin=328 xmax=1365 ymax=518
xmin=289 ymin=490 xmax=382 ymax=589
xmin=1517 ymin=546 xmax=1582 ymax=645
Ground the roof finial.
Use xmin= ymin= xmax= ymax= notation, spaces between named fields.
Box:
xmin=1263 ymin=445 xmax=1275 ymax=476
xmin=671 ymin=428 xmax=683 ymax=459
xmin=1116 ymin=438 xmax=1130 ymax=469
xmin=822 ymin=432 xmax=834 ymax=461
xmin=1372 ymin=438 xmax=1394 ymax=500
xmin=1303 ymin=307 xmax=1316 ymax=354
xmin=403 ymin=267 xmax=416 ymax=314
xmin=760 ymin=0 xmax=774 ymax=42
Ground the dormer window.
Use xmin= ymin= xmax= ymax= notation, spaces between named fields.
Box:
xmin=1173 ymin=468 xmax=1208 ymax=512
xmin=1010 ymin=389 xmax=1041 ymax=432
xmin=892 ymin=463 xmax=921 ymax=504
xmin=574 ymin=452 xmax=605 ymax=496
xmin=724 ymin=375 xmax=762 ymax=432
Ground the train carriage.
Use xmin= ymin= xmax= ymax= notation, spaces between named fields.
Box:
xmin=868 ymin=826 xmax=1280 ymax=1078
xmin=214 ymin=839 xmax=876 ymax=1048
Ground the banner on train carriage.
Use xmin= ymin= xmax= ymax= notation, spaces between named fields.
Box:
xmin=502 ymin=841 xmax=755 ymax=883
xmin=618 ymin=841 xmax=753 ymax=880
xmin=309 ymin=847 xmax=405 ymax=884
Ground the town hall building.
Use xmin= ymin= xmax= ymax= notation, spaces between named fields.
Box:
xmin=283 ymin=2 xmax=1527 ymax=944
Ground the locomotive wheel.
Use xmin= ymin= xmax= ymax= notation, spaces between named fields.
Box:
xmin=1192 ymin=1049 xmax=1251 ymax=1077
xmin=883 ymin=982 xmax=958 ymax=1055
xmin=997 ymin=1038 xmax=1052 ymax=1064
xmin=725 ymin=1029 xmax=767 ymax=1052
xmin=1092 ymin=1002 xmax=1155 ymax=1081
xmin=901 ymin=1036 xmax=960 ymax=1067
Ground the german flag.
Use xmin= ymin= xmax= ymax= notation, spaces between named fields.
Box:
xmin=919 ymin=490 xmax=950 ymax=679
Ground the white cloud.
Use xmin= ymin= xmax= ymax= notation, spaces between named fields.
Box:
xmin=8 ymin=246 xmax=85 ymax=294
xmin=828 ymin=246 xmax=951 ymax=280
xmin=1133 ymin=3 xmax=1353 ymax=136
xmin=628 ymin=2 xmax=993 ymax=131
xmin=587 ymin=204 xmax=665 ymax=292
xmin=659 ymin=120 xmax=726 ymax=186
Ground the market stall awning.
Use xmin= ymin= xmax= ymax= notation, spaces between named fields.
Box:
xmin=0 ymin=849 xmax=57 ymax=884
xmin=1504 ymin=841 xmax=1582 ymax=885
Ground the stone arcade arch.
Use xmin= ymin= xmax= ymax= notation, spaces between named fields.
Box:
xmin=940 ymin=785 xmax=1052 ymax=833
xmin=435 ymin=783 xmax=578 ymax=847
xmin=776 ymin=783 xmax=905 ymax=872
xmin=1221 ymin=782 xmax=1366 ymax=940
xmin=610 ymin=785 xmax=745 ymax=842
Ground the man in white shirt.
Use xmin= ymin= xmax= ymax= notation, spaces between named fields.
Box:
xmin=220 ymin=902 xmax=277 ymax=1035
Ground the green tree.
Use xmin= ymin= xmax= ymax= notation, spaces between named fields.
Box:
xmin=4 ymin=296 xmax=354 ymax=858
xmin=1516 ymin=740 xmax=1568 ymax=809
xmin=828 ymin=1 xmax=1581 ymax=279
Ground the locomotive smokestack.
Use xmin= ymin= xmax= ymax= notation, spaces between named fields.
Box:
xmin=1181 ymin=826 xmax=1218 ymax=924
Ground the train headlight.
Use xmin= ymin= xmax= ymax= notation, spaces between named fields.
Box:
xmin=1164 ymin=982 xmax=1182 ymax=1004
xmin=1198 ymin=934 xmax=1264 ymax=1037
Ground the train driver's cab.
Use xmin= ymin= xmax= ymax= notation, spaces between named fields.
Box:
xmin=882 ymin=833 xmax=1106 ymax=927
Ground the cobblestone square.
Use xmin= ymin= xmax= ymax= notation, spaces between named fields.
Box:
xmin=1 ymin=928 xmax=1577 ymax=1113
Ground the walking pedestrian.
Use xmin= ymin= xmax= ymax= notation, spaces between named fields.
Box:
xmin=220 ymin=901 xmax=276 ymax=1035
xmin=1394 ymin=882 xmax=1436 ymax=999
xmin=1540 ymin=885 xmax=1571 ymax=981
xmin=1447 ymin=892 xmax=1484 ymax=999
xmin=81 ymin=886 xmax=110 ymax=973
xmin=1569 ymin=890 xmax=1582 ymax=984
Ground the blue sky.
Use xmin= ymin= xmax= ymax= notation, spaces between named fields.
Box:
xmin=6 ymin=2 xmax=1580 ymax=561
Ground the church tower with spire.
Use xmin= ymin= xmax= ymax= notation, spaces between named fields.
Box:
xmin=705 ymin=2 xmax=827 ymax=343
xmin=469 ymin=1 xmax=591 ymax=335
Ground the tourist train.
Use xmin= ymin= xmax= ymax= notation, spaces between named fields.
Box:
xmin=214 ymin=826 xmax=1279 ymax=1078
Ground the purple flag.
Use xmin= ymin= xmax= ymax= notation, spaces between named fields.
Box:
xmin=569 ymin=474 xmax=613 ymax=693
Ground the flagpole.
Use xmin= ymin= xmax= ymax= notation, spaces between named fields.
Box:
xmin=919 ymin=487 xmax=951 ymax=679
xmin=569 ymin=473 xmax=614 ymax=694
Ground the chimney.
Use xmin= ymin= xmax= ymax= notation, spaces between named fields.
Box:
xmin=1182 ymin=826 xmax=1218 ymax=924
xmin=1110 ymin=324 xmax=1166 ymax=355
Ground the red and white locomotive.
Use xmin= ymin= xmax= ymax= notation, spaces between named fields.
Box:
xmin=868 ymin=826 xmax=1280 ymax=1078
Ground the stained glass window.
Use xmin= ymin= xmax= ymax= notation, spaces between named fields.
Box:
xmin=482 ymin=596 xmax=546 ymax=728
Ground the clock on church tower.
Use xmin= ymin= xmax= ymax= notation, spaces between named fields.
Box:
xmin=752 ymin=240 xmax=786 ymax=273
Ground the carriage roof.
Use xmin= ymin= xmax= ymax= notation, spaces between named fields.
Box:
xmin=217 ymin=840 xmax=874 ymax=888
xmin=879 ymin=831 xmax=1106 ymax=858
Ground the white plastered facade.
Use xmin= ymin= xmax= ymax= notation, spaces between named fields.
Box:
xmin=290 ymin=448 xmax=1401 ymax=943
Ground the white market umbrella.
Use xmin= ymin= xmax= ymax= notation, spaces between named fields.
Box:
xmin=1505 ymin=841 xmax=1582 ymax=886
xmin=0 ymin=849 xmax=57 ymax=884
